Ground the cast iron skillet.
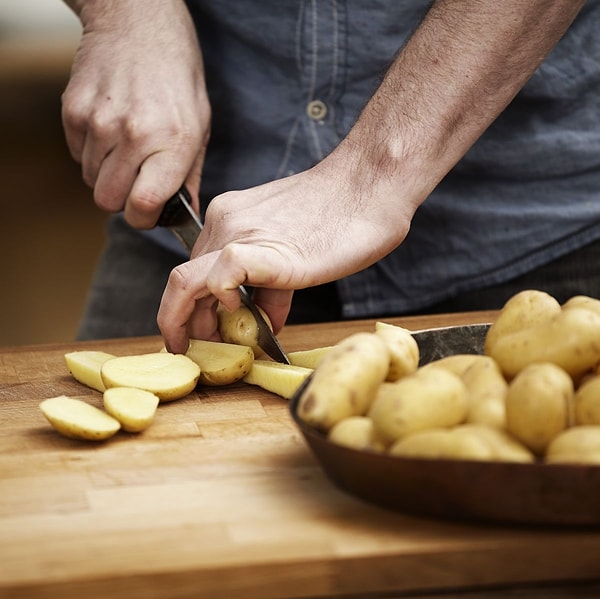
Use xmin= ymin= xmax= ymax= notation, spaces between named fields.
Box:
xmin=289 ymin=324 xmax=600 ymax=526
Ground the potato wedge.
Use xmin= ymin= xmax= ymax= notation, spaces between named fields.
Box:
xmin=288 ymin=346 xmax=333 ymax=369
xmin=216 ymin=303 xmax=272 ymax=357
xmin=101 ymin=352 xmax=200 ymax=402
xmin=243 ymin=360 xmax=312 ymax=399
xmin=39 ymin=395 xmax=120 ymax=441
xmin=374 ymin=321 xmax=419 ymax=381
xmin=186 ymin=339 xmax=254 ymax=386
xmin=103 ymin=387 xmax=159 ymax=433
xmin=64 ymin=350 xmax=116 ymax=392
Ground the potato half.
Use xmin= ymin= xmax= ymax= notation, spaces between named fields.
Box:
xmin=186 ymin=339 xmax=254 ymax=386
xmin=103 ymin=387 xmax=160 ymax=432
xmin=40 ymin=395 xmax=120 ymax=441
xmin=101 ymin=353 xmax=200 ymax=402
xmin=64 ymin=350 xmax=116 ymax=392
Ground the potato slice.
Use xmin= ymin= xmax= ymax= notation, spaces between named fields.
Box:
xmin=64 ymin=350 xmax=116 ymax=392
xmin=287 ymin=346 xmax=333 ymax=369
xmin=243 ymin=360 xmax=312 ymax=399
xmin=103 ymin=387 xmax=159 ymax=432
xmin=217 ymin=303 xmax=272 ymax=357
xmin=186 ymin=339 xmax=254 ymax=386
xmin=39 ymin=395 xmax=120 ymax=441
xmin=101 ymin=353 xmax=200 ymax=402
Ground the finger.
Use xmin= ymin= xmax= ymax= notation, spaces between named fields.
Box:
xmin=251 ymin=288 xmax=294 ymax=334
xmin=61 ymin=90 xmax=88 ymax=163
xmin=93 ymin=147 xmax=141 ymax=213
xmin=206 ymin=242 xmax=297 ymax=309
xmin=157 ymin=253 xmax=219 ymax=353
xmin=124 ymin=150 xmax=197 ymax=229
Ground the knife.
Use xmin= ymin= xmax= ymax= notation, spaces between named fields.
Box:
xmin=157 ymin=186 xmax=290 ymax=364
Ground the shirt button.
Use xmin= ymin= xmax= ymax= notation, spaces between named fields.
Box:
xmin=306 ymin=99 xmax=328 ymax=121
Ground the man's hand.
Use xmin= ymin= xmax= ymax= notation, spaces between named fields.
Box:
xmin=61 ymin=0 xmax=211 ymax=227
xmin=157 ymin=0 xmax=584 ymax=354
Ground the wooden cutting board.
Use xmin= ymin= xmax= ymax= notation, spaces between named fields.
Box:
xmin=2 ymin=311 xmax=600 ymax=599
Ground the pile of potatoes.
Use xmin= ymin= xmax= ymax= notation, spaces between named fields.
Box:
xmin=297 ymin=290 xmax=600 ymax=465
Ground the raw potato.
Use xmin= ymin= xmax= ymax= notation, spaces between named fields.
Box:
xmin=39 ymin=395 xmax=120 ymax=441
xmin=327 ymin=416 xmax=386 ymax=452
xmin=186 ymin=339 xmax=254 ymax=386
xmin=288 ymin=346 xmax=333 ymax=369
xmin=103 ymin=387 xmax=159 ymax=433
xmin=389 ymin=426 xmax=493 ymax=461
xmin=458 ymin=424 xmax=534 ymax=463
xmin=574 ymin=375 xmax=600 ymax=425
xmin=421 ymin=353 xmax=489 ymax=377
xmin=562 ymin=294 xmax=600 ymax=317
xmin=389 ymin=424 xmax=534 ymax=463
xmin=488 ymin=307 xmax=600 ymax=379
xmin=243 ymin=360 xmax=312 ymax=399
xmin=368 ymin=366 xmax=469 ymax=444
xmin=297 ymin=332 xmax=389 ymax=431
xmin=101 ymin=352 xmax=200 ymax=402
xmin=217 ymin=303 xmax=272 ymax=357
xmin=64 ymin=350 xmax=116 ymax=392
xmin=462 ymin=356 xmax=507 ymax=429
xmin=374 ymin=321 xmax=419 ymax=381
xmin=484 ymin=289 xmax=561 ymax=355
xmin=505 ymin=362 xmax=573 ymax=455
xmin=545 ymin=426 xmax=600 ymax=465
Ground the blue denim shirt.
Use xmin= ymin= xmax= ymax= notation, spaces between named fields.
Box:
xmin=147 ymin=0 xmax=600 ymax=317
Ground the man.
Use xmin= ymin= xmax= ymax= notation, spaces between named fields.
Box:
xmin=61 ymin=1 xmax=600 ymax=353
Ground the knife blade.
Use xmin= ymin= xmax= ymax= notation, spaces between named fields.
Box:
xmin=157 ymin=186 xmax=290 ymax=364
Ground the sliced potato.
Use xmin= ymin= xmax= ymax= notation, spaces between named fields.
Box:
xmin=101 ymin=352 xmax=200 ymax=402
xmin=39 ymin=395 xmax=120 ymax=441
xmin=288 ymin=346 xmax=333 ymax=369
xmin=374 ymin=321 xmax=419 ymax=381
xmin=64 ymin=350 xmax=116 ymax=392
xmin=103 ymin=387 xmax=159 ymax=433
xmin=216 ymin=303 xmax=272 ymax=357
xmin=186 ymin=339 xmax=254 ymax=386
xmin=243 ymin=360 xmax=312 ymax=399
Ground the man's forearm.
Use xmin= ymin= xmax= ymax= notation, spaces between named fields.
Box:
xmin=341 ymin=0 xmax=585 ymax=211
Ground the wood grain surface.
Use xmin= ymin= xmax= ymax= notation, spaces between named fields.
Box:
xmin=2 ymin=311 xmax=600 ymax=599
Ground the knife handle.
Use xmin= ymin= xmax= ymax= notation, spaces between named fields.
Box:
xmin=156 ymin=186 xmax=195 ymax=227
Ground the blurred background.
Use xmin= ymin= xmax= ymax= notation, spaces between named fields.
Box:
xmin=0 ymin=1 xmax=108 ymax=347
